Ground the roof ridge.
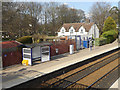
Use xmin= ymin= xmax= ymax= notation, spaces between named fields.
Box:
xmin=63 ymin=22 xmax=94 ymax=24
xmin=64 ymin=23 xmax=82 ymax=24
xmin=61 ymin=22 xmax=95 ymax=32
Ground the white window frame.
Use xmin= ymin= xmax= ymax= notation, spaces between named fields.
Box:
xmin=81 ymin=29 xmax=83 ymax=33
xmin=70 ymin=29 xmax=74 ymax=34
xmin=61 ymin=29 xmax=64 ymax=33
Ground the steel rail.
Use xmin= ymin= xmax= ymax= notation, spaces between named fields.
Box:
xmin=63 ymin=58 xmax=117 ymax=88
xmin=86 ymin=64 xmax=120 ymax=89
xmin=54 ymin=53 xmax=119 ymax=88
xmin=68 ymin=82 xmax=88 ymax=88
xmin=47 ymin=51 xmax=120 ymax=88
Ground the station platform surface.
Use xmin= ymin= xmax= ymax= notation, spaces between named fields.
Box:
xmin=1 ymin=40 xmax=119 ymax=89
xmin=110 ymin=77 xmax=120 ymax=89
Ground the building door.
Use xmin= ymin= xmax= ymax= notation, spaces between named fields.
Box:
xmin=75 ymin=35 xmax=82 ymax=50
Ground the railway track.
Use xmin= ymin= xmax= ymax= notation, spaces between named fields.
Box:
xmin=38 ymin=50 xmax=120 ymax=89
xmin=68 ymin=58 xmax=120 ymax=89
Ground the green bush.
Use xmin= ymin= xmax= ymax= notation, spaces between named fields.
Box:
xmin=95 ymin=37 xmax=107 ymax=46
xmin=103 ymin=16 xmax=117 ymax=32
xmin=101 ymin=30 xmax=118 ymax=44
xmin=2 ymin=38 xmax=11 ymax=41
xmin=16 ymin=36 xmax=32 ymax=44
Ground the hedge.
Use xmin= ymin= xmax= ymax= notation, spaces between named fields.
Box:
xmin=16 ymin=36 xmax=32 ymax=44
xmin=2 ymin=38 xmax=11 ymax=41
xmin=101 ymin=30 xmax=118 ymax=44
xmin=95 ymin=37 xmax=107 ymax=46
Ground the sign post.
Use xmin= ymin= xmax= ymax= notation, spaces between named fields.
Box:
xmin=93 ymin=38 xmax=95 ymax=49
xmin=89 ymin=37 xmax=92 ymax=51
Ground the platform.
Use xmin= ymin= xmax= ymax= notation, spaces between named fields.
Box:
xmin=109 ymin=77 xmax=120 ymax=89
xmin=1 ymin=40 xmax=119 ymax=89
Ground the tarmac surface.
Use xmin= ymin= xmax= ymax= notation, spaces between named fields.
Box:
xmin=0 ymin=40 xmax=119 ymax=89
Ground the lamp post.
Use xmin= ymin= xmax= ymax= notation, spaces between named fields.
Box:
xmin=118 ymin=3 xmax=120 ymax=47
xmin=29 ymin=24 xmax=32 ymax=35
xmin=70 ymin=32 xmax=72 ymax=39
xmin=70 ymin=31 xmax=72 ymax=44
xmin=94 ymin=22 xmax=96 ymax=49
xmin=89 ymin=37 xmax=92 ymax=51
xmin=29 ymin=24 xmax=34 ymax=43
xmin=29 ymin=24 xmax=32 ymax=27
xmin=118 ymin=27 xmax=120 ymax=47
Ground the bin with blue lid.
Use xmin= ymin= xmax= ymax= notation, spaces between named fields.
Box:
xmin=83 ymin=40 xmax=89 ymax=48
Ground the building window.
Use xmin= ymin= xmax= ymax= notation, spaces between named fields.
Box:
xmin=61 ymin=29 xmax=64 ymax=33
xmin=70 ymin=29 xmax=73 ymax=33
xmin=81 ymin=29 xmax=83 ymax=33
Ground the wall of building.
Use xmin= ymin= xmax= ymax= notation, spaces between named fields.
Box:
xmin=58 ymin=26 xmax=77 ymax=37
xmin=88 ymin=24 xmax=99 ymax=38
xmin=50 ymin=40 xmax=76 ymax=56
xmin=58 ymin=25 xmax=98 ymax=37
xmin=2 ymin=50 xmax=22 ymax=67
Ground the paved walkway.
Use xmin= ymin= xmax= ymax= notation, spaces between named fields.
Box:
xmin=1 ymin=40 xmax=119 ymax=89
xmin=110 ymin=77 xmax=120 ymax=89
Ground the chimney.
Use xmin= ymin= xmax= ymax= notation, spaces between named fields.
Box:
xmin=85 ymin=18 xmax=90 ymax=23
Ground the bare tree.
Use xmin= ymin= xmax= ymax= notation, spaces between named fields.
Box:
xmin=47 ymin=2 xmax=58 ymax=35
xmin=2 ymin=2 xmax=86 ymax=39
xmin=24 ymin=2 xmax=42 ymax=34
xmin=77 ymin=9 xmax=86 ymax=22
xmin=57 ymin=4 xmax=69 ymax=24
xmin=2 ymin=2 xmax=21 ymax=38
xmin=41 ymin=3 xmax=50 ymax=35
xmin=90 ymin=2 xmax=111 ymax=34
xmin=109 ymin=6 xmax=119 ymax=25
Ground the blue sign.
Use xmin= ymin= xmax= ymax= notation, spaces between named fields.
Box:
xmin=4 ymin=54 xmax=7 ymax=57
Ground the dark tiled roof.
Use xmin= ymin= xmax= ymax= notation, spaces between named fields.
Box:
xmin=25 ymin=42 xmax=52 ymax=48
xmin=58 ymin=23 xmax=94 ymax=32
xmin=0 ymin=41 xmax=22 ymax=49
xmin=0 ymin=41 xmax=24 ymax=53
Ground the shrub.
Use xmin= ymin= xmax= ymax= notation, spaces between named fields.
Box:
xmin=101 ymin=30 xmax=118 ymax=43
xmin=16 ymin=36 xmax=32 ymax=44
xmin=103 ymin=16 xmax=117 ymax=32
xmin=2 ymin=38 xmax=11 ymax=41
xmin=95 ymin=37 xmax=107 ymax=46
xmin=37 ymin=39 xmax=40 ymax=43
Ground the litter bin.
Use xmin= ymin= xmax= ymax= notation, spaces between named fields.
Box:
xmin=70 ymin=44 xmax=74 ymax=54
xmin=22 ymin=60 xmax=28 ymax=66
xmin=83 ymin=41 xmax=88 ymax=48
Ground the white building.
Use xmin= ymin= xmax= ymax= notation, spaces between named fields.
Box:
xmin=58 ymin=23 xmax=99 ymax=40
